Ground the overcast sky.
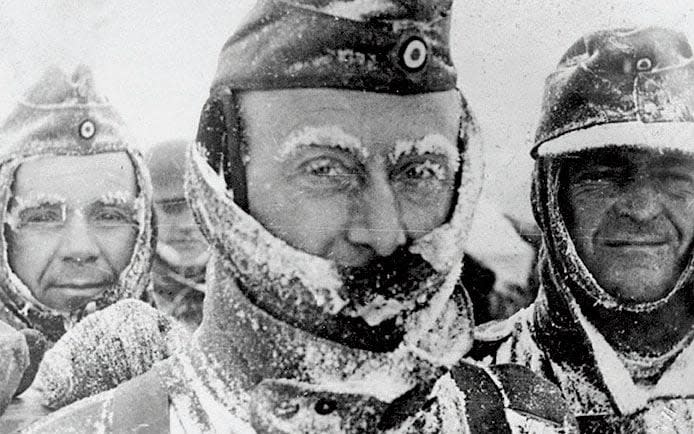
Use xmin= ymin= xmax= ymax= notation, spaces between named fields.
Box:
xmin=0 ymin=0 xmax=692 ymax=221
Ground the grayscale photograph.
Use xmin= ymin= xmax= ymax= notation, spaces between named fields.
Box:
xmin=0 ymin=0 xmax=691 ymax=432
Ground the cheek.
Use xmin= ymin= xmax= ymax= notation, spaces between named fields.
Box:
xmin=156 ymin=212 xmax=182 ymax=238
xmin=565 ymin=187 xmax=613 ymax=246
xmin=6 ymin=233 xmax=56 ymax=288
xmin=98 ymin=228 xmax=137 ymax=274
xmin=398 ymin=189 xmax=453 ymax=237
xmin=248 ymin=180 xmax=350 ymax=256
xmin=667 ymin=200 xmax=694 ymax=250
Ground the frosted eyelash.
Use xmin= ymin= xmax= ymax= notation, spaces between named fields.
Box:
xmin=390 ymin=134 xmax=460 ymax=174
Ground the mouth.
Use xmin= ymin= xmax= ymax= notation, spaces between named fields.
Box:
xmin=49 ymin=282 xmax=110 ymax=297
xmin=601 ymin=238 xmax=670 ymax=248
xmin=167 ymin=239 xmax=206 ymax=248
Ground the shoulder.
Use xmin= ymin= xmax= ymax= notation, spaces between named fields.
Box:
xmin=468 ymin=306 xmax=543 ymax=366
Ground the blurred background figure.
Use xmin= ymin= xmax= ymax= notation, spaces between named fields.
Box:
xmin=146 ymin=139 xmax=207 ymax=331
xmin=464 ymin=194 xmax=538 ymax=324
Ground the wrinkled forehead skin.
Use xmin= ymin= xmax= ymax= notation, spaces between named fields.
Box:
xmin=532 ymin=146 xmax=694 ymax=313
xmin=0 ymin=138 xmax=155 ymax=340
xmin=186 ymin=88 xmax=483 ymax=363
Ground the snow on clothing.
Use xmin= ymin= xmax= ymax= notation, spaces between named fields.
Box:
xmin=150 ymin=256 xmax=205 ymax=331
xmin=473 ymin=27 xmax=694 ymax=432
xmin=25 ymin=1 xmax=575 ymax=432
xmin=0 ymin=66 xmax=185 ymax=429
xmin=0 ymin=65 xmax=156 ymax=343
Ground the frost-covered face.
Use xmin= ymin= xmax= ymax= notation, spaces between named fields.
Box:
xmin=562 ymin=148 xmax=694 ymax=302
xmin=242 ymin=88 xmax=460 ymax=267
xmin=6 ymin=153 xmax=138 ymax=312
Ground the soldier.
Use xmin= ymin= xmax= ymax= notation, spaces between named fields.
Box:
xmin=474 ymin=26 xmax=694 ymax=432
xmin=0 ymin=66 xmax=183 ymax=430
xmin=27 ymin=1 xmax=575 ymax=432
xmin=146 ymin=139 xmax=207 ymax=331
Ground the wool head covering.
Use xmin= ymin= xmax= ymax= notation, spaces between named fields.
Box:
xmin=0 ymin=65 xmax=155 ymax=342
xmin=526 ymin=27 xmax=694 ymax=410
xmin=183 ymin=0 xmax=484 ymax=415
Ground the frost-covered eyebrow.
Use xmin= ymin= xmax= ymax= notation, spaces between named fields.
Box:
xmin=389 ymin=134 xmax=460 ymax=173
xmin=9 ymin=191 xmax=135 ymax=212
xmin=278 ymin=126 xmax=369 ymax=161
xmin=96 ymin=191 xmax=136 ymax=207
xmin=10 ymin=192 xmax=65 ymax=210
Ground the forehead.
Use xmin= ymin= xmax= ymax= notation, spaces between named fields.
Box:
xmin=13 ymin=152 xmax=137 ymax=200
xmin=240 ymin=88 xmax=461 ymax=154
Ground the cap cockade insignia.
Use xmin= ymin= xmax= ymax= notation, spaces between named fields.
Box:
xmin=398 ymin=36 xmax=428 ymax=72
xmin=79 ymin=119 xmax=96 ymax=140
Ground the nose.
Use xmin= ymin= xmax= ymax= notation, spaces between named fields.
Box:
xmin=59 ymin=212 xmax=100 ymax=265
xmin=613 ymin=178 xmax=663 ymax=222
xmin=346 ymin=173 xmax=407 ymax=257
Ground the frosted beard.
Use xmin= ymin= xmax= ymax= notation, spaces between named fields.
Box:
xmin=185 ymin=106 xmax=484 ymax=368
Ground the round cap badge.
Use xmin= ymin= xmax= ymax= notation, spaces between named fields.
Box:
xmin=79 ymin=119 xmax=96 ymax=140
xmin=399 ymin=37 xmax=428 ymax=72
xmin=636 ymin=57 xmax=653 ymax=71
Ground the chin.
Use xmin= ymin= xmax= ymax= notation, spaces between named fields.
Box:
xmin=599 ymin=269 xmax=674 ymax=303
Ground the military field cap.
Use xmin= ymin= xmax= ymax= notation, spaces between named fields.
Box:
xmin=145 ymin=139 xmax=189 ymax=201
xmin=532 ymin=26 xmax=694 ymax=158
xmin=0 ymin=65 xmax=134 ymax=159
xmin=211 ymin=0 xmax=456 ymax=94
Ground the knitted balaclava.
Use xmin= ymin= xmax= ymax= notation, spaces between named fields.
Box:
xmin=0 ymin=66 xmax=155 ymax=342
xmin=185 ymin=0 xmax=483 ymax=404
xmin=530 ymin=27 xmax=694 ymax=397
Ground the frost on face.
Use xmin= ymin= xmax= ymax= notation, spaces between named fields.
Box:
xmin=278 ymin=125 xmax=369 ymax=162
xmin=187 ymin=145 xmax=348 ymax=315
xmin=5 ymin=192 xmax=66 ymax=230
xmin=390 ymin=134 xmax=460 ymax=175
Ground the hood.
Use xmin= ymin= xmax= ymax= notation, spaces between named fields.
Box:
xmin=0 ymin=66 xmax=155 ymax=341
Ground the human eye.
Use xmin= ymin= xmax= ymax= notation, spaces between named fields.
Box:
xmin=303 ymin=157 xmax=349 ymax=177
xmin=92 ymin=206 xmax=135 ymax=227
xmin=392 ymin=155 xmax=452 ymax=189
xmin=296 ymin=156 xmax=359 ymax=191
xmin=18 ymin=206 xmax=64 ymax=227
xmin=656 ymin=169 xmax=694 ymax=197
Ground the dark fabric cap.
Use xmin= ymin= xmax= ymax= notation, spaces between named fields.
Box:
xmin=533 ymin=27 xmax=694 ymax=157
xmin=145 ymin=139 xmax=189 ymax=201
xmin=211 ymin=0 xmax=456 ymax=94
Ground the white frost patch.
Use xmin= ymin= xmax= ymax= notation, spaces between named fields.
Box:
xmin=279 ymin=125 xmax=368 ymax=161
xmin=348 ymin=295 xmax=406 ymax=326
xmin=430 ymin=373 xmax=470 ymax=434
xmin=313 ymin=0 xmax=397 ymax=21
xmin=536 ymin=121 xmax=694 ymax=157
xmin=6 ymin=192 xmax=65 ymax=229
xmin=390 ymin=134 xmax=460 ymax=174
